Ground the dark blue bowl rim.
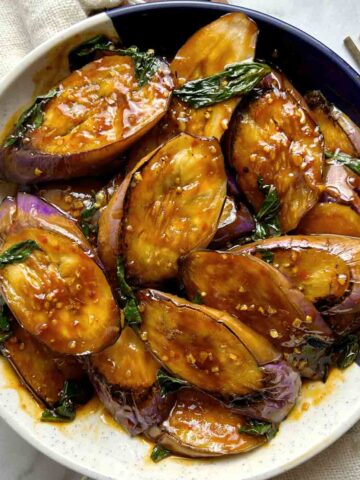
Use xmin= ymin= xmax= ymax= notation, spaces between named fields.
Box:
xmin=107 ymin=0 xmax=359 ymax=86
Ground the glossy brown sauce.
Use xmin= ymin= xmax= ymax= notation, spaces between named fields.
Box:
xmin=2 ymin=352 xmax=344 ymax=424
xmin=289 ymin=368 xmax=344 ymax=421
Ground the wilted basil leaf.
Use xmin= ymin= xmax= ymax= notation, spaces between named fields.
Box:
xmin=333 ymin=335 xmax=360 ymax=369
xmin=0 ymin=296 xmax=12 ymax=343
xmin=150 ymin=444 xmax=171 ymax=463
xmin=41 ymin=379 xmax=92 ymax=423
xmin=288 ymin=336 xmax=333 ymax=382
xmin=174 ymin=62 xmax=271 ymax=108
xmin=239 ymin=418 xmax=278 ymax=441
xmin=157 ymin=369 xmax=189 ymax=398
xmin=116 ymin=256 xmax=142 ymax=327
xmin=253 ymin=177 xmax=281 ymax=240
xmin=4 ymin=89 xmax=58 ymax=147
xmin=325 ymin=150 xmax=360 ymax=176
xmin=0 ymin=240 xmax=41 ymax=269
xmin=70 ymin=36 xmax=161 ymax=87
xmin=191 ymin=292 xmax=203 ymax=304
xmin=256 ymin=247 xmax=274 ymax=264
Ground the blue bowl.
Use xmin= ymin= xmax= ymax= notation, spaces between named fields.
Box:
xmin=107 ymin=0 xmax=360 ymax=124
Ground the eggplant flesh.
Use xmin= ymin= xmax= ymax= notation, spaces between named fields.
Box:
xmin=253 ymin=246 xmax=350 ymax=304
xmin=138 ymin=289 xmax=265 ymax=397
xmin=88 ymin=327 xmax=170 ymax=435
xmin=305 ymin=90 xmax=360 ymax=156
xmin=238 ymin=235 xmax=360 ymax=317
xmin=1 ymin=323 xmax=85 ymax=407
xmin=0 ymin=55 xmax=173 ymax=183
xmin=35 ymin=177 xmax=116 ymax=220
xmin=128 ymin=12 xmax=258 ymax=167
xmin=0 ymin=193 xmax=120 ymax=355
xmin=91 ymin=327 xmax=159 ymax=391
xmin=181 ymin=250 xmax=331 ymax=351
xmin=122 ymin=133 xmax=226 ymax=285
xmin=297 ymin=203 xmax=360 ymax=237
xmin=227 ymin=88 xmax=323 ymax=232
xmin=146 ymin=388 xmax=264 ymax=458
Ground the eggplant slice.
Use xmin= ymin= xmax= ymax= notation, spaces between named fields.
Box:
xmin=91 ymin=326 xmax=159 ymax=391
xmin=0 ymin=193 xmax=120 ymax=354
xmin=305 ymin=90 xmax=360 ymax=156
xmin=138 ymin=289 xmax=264 ymax=397
xmin=181 ymin=250 xmax=332 ymax=378
xmin=35 ymin=177 xmax=116 ymax=220
xmin=139 ymin=289 xmax=270 ymax=397
xmin=227 ymin=87 xmax=324 ymax=231
xmin=88 ymin=327 xmax=171 ymax=435
xmin=146 ymin=388 xmax=265 ymax=458
xmin=238 ymin=235 xmax=360 ymax=334
xmin=99 ymin=133 xmax=226 ymax=284
xmin=321 ymin=163 xmax=360 ymax=213
xmin=139 ymin=290 xmax=300 ymax=422
xmin=297 ymin=203 xmax=360 ymax=237
xmin=0 ymin=55 xmax=173 ymax=183
xmin=211 ymin=196 xmax=255 ymax=248
xmin=1 ymin=323 xmax=86 ymax=407
xmin=128 ymin=12 xmax=258 ymax=166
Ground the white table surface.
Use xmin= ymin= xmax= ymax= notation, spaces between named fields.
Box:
xmin=0 ymin=1 xmax=359 ymax=479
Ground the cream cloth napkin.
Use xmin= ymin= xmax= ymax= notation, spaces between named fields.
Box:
xmin=0 ymin=1 xmax=359 ymax=479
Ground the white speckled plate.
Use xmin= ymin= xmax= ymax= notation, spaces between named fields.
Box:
xmin=0 ymin=3 xmax=360 ymax=480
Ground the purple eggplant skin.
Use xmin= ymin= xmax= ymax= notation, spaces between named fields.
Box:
xmin=210 ymin=197 xmax=255 ymax=249
xmin=0 ymin=147 xmax=125 ymax=185
xmin=230 ymin=361 xmax=301 ymax=423
xmin=0 ymin=192 xmax=121 ymax=355
xmin=0 ymin=143 xmax=111 ymax=185
xmin=6 ymin=192 xmax=95 ymax=259
xmin=86 ymin=359 xmax=172 ymax=436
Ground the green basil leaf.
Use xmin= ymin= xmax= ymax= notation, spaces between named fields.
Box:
xmin=4 ymin=89 xmax=58 ymax=148
xmin=150 ymin=444 xmax=171 ymax=463
xmin=116 ymin=256 xmax=142 ymax=327
xmin=334 ymin=335 xmax=360 ymax=369
xmin=174 ymin=62 xmax=271 ymax=109
xmin=80 ymin=221 xmax=98 ymax=240
xmin=252 ymin=177 xmax=281 ymax=240
xmin=116 ymin=256 xmax=136 ymax=301
xmin=0 ymin=240 xmax=41 ymax=269
xmin=157 ymin=369 xmax=189 ymax=398
xmin=0 ymin=295 xmax=12 ymax=343
xmin=239 ymin=419 xmax=278 ymax=441
xmin=79 ymin=194 xmax=100 ymax=240
xmin=41 ymin=399 xmax=75 ymax=423
xmin=191 ymin=292 xmax=203 ymax=304
xmin=70 ymin=36 xmax=161 ymax=87
xmin=0 ymin=297 xmax=11 ymax=333
xmin=287 ymin=336 xmax=333 ymax=382
xmin=325 ymin=150 xmax=360 ymax=176
xmin=80 ymin=203 xmax=97 ymax=221
xmin=118 ymin=46 xmax=162 ymax=88
xmin=256 ymin=247 xmax=274 ymax=264
xmin=256 ymin=177 xmax=280 ymax=221
xmin=60 ymin=379 xmax=93 ymax=406
xmin=72 ymin=35 xmax=116 ymax=57
xmin=41 ymin=379 xmax=92 ymax=423
xmin=123 ymin=298 xmax=142 ymax=328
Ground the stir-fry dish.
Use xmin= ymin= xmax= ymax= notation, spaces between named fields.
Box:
xmin=0 ymin=12 xmax=360 ymax=461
